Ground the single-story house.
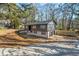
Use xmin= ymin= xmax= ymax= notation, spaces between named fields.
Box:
xmin=25 ymin=20 xmax=56 ymax=38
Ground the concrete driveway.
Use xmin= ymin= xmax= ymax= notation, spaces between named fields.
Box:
xmin=0 ymin=40 xmax=79 ymax=56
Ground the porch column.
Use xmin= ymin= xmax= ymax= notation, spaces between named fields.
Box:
xmin=47 ymin=32 xmax=49 ymax=38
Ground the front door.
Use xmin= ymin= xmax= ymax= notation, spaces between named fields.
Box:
xmin=28 ymin=25 xmax=31 ymax=32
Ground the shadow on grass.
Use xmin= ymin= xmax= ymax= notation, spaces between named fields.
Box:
xmin=27 ymin=43 xmax=79 ymax=56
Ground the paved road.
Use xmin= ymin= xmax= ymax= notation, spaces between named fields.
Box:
xmin=0 ymin=40 xmax=79 ymax=56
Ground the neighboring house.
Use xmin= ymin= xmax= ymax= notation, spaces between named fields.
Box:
xmin=72 ymin=20 xmax=79 ymax=30
xmin=0 ymin=20 xmax=10 ymax=28
xmin=25 ymin=20 xmax=56 ymax=38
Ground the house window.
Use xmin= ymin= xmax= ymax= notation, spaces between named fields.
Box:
xmin=41 ymin=32 xmax=46 ymax=35
xmin=32 ymin=25 xmax=36 ymax=29
xmin=40 ymin=25 xmax=46 ymax=30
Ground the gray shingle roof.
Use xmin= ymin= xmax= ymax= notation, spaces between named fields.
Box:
xmin=25 ymin=20 xmax=53 ymax=25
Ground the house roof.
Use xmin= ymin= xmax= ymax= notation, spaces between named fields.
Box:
xmin=25 ymin=20 xmax=57 ymax=25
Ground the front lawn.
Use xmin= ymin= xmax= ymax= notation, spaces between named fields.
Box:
xmin=0 ymin=29 xmax=78 ymax=48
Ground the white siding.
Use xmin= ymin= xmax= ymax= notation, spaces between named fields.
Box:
xmin=47 ymin=21 xmax=55 ymax=36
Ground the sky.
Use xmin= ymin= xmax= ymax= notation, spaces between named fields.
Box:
xmin=35 ymin=3 xmax=46 ymax=10
xmin=17 ymin=3 xmax=46 ymax=11
xmin=17 ymin=3 xmax=47 ymax=21
xmin=35 ymin=4 xmax=49 ymax=21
